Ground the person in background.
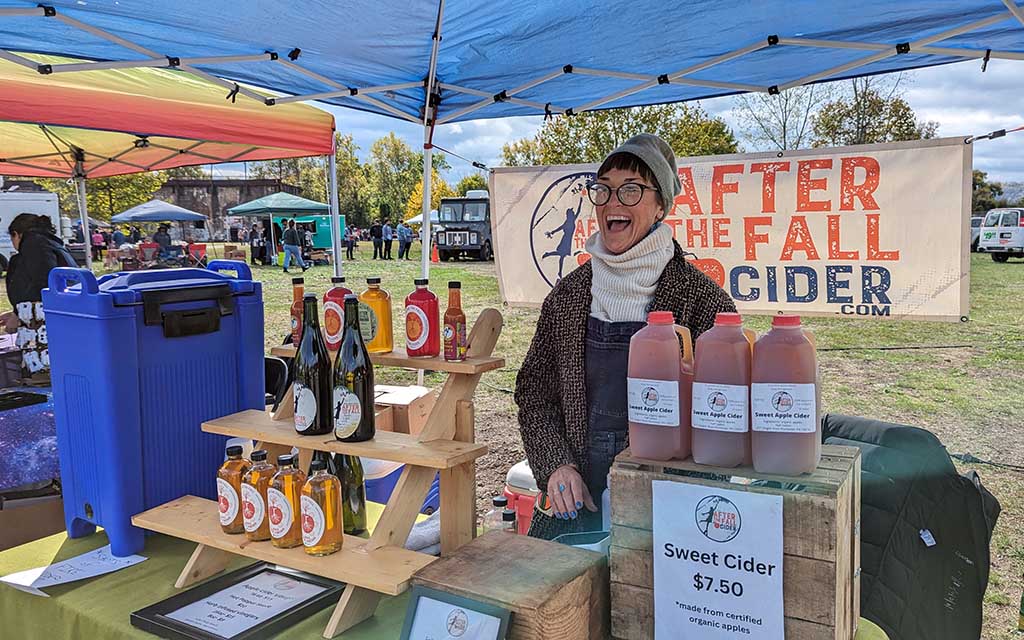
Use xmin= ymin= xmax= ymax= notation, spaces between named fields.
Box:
xmin=370 ymin=219 xmax=383 ymax=259
xmin=344 ymin=226 xmax=356 ymax=261
xmin=129 ymin=226 xmax=142 ymax=243
xmin=249 ymin=222 xmax=264 ymax=265
xmin=153 ymin=224 xmax=172 ymax=255
xmin=73 ymin=224 xmax=85 ymax=244
xmin=2 ymin=213 xmax=76 ymax=381
xmin=399 ymin=221 xmax=414 ymax=260
xmin=90 ymin=227 xmax=105 ymax=262
xmin=112 ymin=226 xmax=127 ymax=247
xmin=281 ymin=219 xmax=307 ymax=274
xmin=382 ymin=219 xmax=394 ymax=260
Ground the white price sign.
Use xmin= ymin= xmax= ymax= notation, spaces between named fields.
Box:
xmin=653 ymin=481 xmax=784 ymax=639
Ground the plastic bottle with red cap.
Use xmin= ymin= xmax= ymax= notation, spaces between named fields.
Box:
xmin=404 ymin=279 xmax=440 ymax=358
xmin=627 ymin=310 xmax=693 ymax=461
xmin=691 ymin=312 xmax=754 ymax=467
xmin=751 ymin=314 xmax=821 ymax=474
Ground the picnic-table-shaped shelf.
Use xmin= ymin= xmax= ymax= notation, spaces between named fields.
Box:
xmin=132 ymin=495 xmax=434 ymax=596
xmin=134 ymin=308 xmax=504 ymax=639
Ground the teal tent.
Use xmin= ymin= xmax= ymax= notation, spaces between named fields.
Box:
xmin=228 ymin=192 xmax=332 ymax=261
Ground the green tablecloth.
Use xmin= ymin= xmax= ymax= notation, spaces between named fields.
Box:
xmin=0 ymin=531 xmax=408 ymax=639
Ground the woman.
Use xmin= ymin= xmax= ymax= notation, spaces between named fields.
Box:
xmin=515 ymin=133 xmax=736 ymax=539
xmin=3 ymin=213 xmax=75 ymax=380
xmin=249 ymin=223 xmax=264 ymax=265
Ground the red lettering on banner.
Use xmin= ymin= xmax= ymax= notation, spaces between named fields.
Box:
xmin=686 ymin=218 xmax=708 ymax=248
xmin=743 ymin=216 xmax=772 ymax=261
xmin=711 ymin=164 xmax=744 ymax=214
xmin=780 ymin=215 xmax=820 ymax=260
xmin=750 ymin=162 xmax=791 ymax=213
xmin=840 ymin=156 xmax=880 ymax=211
xmin=866 ymin=213 xmax=899 ymax=260
xmin=797 ymin=159 xmax=832 ymax=212
xmin=827 ymin=215 xmax=859 ymax=260
xmin=712 ymin=218 xmax=731 ymax=248
xmin=664 ymin=217 xmax=683 ymax=239
xmin=675 ymin=167 xmax=704 ymax=215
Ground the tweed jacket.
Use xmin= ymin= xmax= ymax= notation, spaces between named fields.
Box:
xmin=515 ymin=240 xmax=737 ymax=492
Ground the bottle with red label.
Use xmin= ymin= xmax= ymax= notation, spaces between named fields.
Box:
xmin=405 ymin=278 xmax=440 ymax=358
xmin=323 ymin=277 xmax=353 ymax=351
xmin=217 ymin=445 xmax=251 ymax=535
xmin=290 ymin=277 xmax=304 ymax=347
xmin=443 ymin=281 xmax=468 ymax=361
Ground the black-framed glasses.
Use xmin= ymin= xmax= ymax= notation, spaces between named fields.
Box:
xmin=586 ymin=182 xmax=660 ymax=207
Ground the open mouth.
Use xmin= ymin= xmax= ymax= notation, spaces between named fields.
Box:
xmin=605 ymin=215 xmax=632 ymax=232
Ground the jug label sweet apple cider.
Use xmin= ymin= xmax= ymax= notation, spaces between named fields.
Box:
xmin=692 ymin=382 xmax=749 ymax=432
xmin=300 ymin=495 xmax=326 ymax=547
xmin=216 ymin=478 xmax=239 ymax=526
xmin=627 ymin=377 xmax=680 ymax=427
xmin=751 ymin=383 xmax=816 ymax=433
xmin=241 ymin=483 xmax=265 ymax=533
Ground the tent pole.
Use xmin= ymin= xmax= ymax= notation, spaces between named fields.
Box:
xmin=328 ymin=149 xmax=343 ymax=278
xmin=74 ymin=161 xmax=91 ymax=270
xmin=420 ymin=124 xmax=433 ymax=280
xmin=268 ymin=213 xmax=277 ymax=267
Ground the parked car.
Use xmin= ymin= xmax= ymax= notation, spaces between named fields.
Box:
xmin=977 ymin=208 xmax=1024 ymax=262
xmin=970 ymin=216 xmax=983 ymax=252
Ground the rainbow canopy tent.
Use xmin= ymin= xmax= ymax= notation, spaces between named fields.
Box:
xmin=1 ymin=0 xmax=1022 ymax=275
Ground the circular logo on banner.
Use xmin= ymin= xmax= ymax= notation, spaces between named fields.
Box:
xmin=405 ymin=305 xmax=429 ymax=350
xmin=771 ymin=391 xmax=794 ymax=413
xmin=528 ymin=171 xmax=596 ymax=288
xmin=642 ymin=386 xmax=660 ymax=407
xmin=323 ymin=301 xmax=344 ymax=343
xmin=695 ymin=495 xmax=742 ymax=543
xmin=358 ymin=302 xmax=378 ymax=341
xmin=446 ymin=609 xmax=469 ymax=637
xmin=708 ymin=391 xmax=728 ymax=412
xmin=333 ymin=388 xmax=362 ymax=439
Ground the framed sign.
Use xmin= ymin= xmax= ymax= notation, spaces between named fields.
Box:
xmin=131 ymin=563 xmax=343 ymax=640
xmin=400 ymin=585 xmax=511 ymax=640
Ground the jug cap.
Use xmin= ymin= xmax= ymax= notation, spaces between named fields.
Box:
xmin=331 ymin=276 xmax=346 ymax=284
xmin=251 ymin=449 xmax=268 ymax=462
xmin=414 ymin=278 xmax=429 ymax=286
xmin=226 ymin=445 xmax=243 ymax=457
xmin=772 ymin=314 xmax=802 ymax=327
xmin=715 ymin=312 xmax=742 ymax=326
xmin=647 ymin=310 xmax=674 ymax=325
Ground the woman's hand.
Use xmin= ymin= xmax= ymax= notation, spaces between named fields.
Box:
xmin=0 ymin=312 xmax=19 ymax=333
xmin=547 ymin=464 xmax=598 ymax=520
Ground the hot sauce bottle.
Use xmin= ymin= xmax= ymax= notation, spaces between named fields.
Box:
xmin=268 ymin=454 xmax=306 ymax=549
xmin=443 ymin=281 xmax=468 ymax=362
xmin=301 ymin=458 xmax=344 ymax=556
xmin=323 ymin=276 xmax=353 ymax=351
xmin=290 ymin=277 xmax=304 ymax=347
xmin=241 ymin=449 xmax=276 ymax=542
xmin=217 ymin=445 xmax=251 ymax=535
xmin=405 ymin=278 xmax=440 ymax=358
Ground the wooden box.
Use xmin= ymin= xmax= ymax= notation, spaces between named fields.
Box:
xmin=609 ymin=445 xmax=861 ymax=640
xmin=374 ymin=384 xmax=436 ymax=435
xmin=412 ymin=531 xmax=610 ymax=640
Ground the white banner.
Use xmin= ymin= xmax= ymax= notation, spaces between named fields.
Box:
xmin=491 ymin=138 xmax=971 ymax=321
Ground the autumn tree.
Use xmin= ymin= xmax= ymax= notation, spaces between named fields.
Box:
xmin=35 ymin=172 xmax=166 ymax=220
xmin=404 ymin=170 xmax=455 ymax=221
xmin=455 ymin=173 xmax=488 ymax=194
xmin=733 ymin=84 xmax=835 ymax=151
xmin=812 ymin=76 xmax=938 ymax=147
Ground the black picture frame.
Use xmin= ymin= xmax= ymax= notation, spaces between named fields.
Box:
xmin=399 ymin=584 xmax=511 ymax=640
xmin=130 ymin=562 xmax=344 ymax=640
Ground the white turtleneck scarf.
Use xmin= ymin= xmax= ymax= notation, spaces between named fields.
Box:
xmin=586 ymin=223 xmax=675 ymax=323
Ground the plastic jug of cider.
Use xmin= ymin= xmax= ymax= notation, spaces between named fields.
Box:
xmin=691 ymin=313 xmax=752 ymax=468
xmin=751 ymin=315 xmax=820 ymax=475
xmin=627 ymin=311 xmax=693 ymax=461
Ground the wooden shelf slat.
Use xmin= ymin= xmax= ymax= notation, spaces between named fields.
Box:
xmin=269 ymin=344 xmax=504 ymax=375
xmin=202 ymin=410 xmax=488 ymax=469
xmin=132 ymin=496 xmax=435 ymax=596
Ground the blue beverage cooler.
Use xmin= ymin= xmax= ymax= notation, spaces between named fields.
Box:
xmin=43 ymin=261 xmax=264 ymax=556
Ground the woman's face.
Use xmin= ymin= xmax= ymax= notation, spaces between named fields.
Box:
xmin=10 ymin=231 xmax=20 ymax=252
xmin=595 ymin=167 xmax=663 ymax=255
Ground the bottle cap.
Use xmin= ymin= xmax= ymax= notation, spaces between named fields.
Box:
xmin=448 ymin=281 xmax=461 ymax=289
xmin=277 ymin=454 xmax=294 ymax=466
xmin=344 ymin=293 xmax=359 ymax=302
xmin=492 ymin=495 xmax=508 ymax=508
xmin=251 ymin=449 xmax=268 ymax=462
xmin=226 ymin=445 xmax=243 ymax=457
xmin=366 ymin=277 xmax=381 ymax=284
xmin=303 ymin=293 xmax=317 ymax=301
xmin=715 ymin=312 xmax=742 ymax=326
xmin=772 ymin=314 xmax=802 ymax=327
xmin=502 ymin=508 xmax=517 ymax=521
xmin=292 ymin=277 xmax=304 ymax=285
xmin=647 ymin=310 xmax=674 ymax=325
xmin=331 ymin=276 xmax=346 ymax=284
xmin=414 ymin=278 xmax=428 ymax=286
xmin=310 ymin=459 xmax=327 ymax=472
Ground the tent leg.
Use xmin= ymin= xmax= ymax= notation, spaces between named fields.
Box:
xmin=420 ymin=124 xmax=433 ymax=280
xmin=74 ymin=172 xmax=91 ymax=271
xmin=268 ymin=214 xmax=277 ymax=267
xmin=327 ymin=150 xmax=343 ymax=278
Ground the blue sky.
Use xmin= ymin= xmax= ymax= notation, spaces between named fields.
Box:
xmin=216 ymin=59 xmax=1024 ymax=185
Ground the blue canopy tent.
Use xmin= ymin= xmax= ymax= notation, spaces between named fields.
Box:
xmin=1 ymin=1 xmax=1022 ymax=278
xmin=110 ymin=199 xmax=206 ymax=223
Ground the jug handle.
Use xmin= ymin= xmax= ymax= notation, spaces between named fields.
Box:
xmin=804 ymin=328 xmax=816 ymax=349
xmin=48 ymin=267 xmax=99 ymax=295
xmin=742 ymin=327 xmax=756 ymax=351
xmin=672 ymin=324 xmax=693 ymax=366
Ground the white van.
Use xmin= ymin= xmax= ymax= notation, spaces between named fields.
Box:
xmin=0 ymin=191 xmax=62 ymax=259
xmin=977 ymin=208 xmax=1024 ymax=262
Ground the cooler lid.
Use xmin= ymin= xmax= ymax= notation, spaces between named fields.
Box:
xmin=98 ymin=265 xmax=254 ymax=306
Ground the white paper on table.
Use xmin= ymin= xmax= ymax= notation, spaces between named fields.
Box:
xmin=406 ymin=595 xmax=503 ymax=640
xmin=0 ymin=544 xmax=147 ymax=597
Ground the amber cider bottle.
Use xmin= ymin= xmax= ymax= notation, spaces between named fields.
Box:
xmin=241 ymin=449 xmax=276 ymax=542
xmin=301 ymin=458 xmax=344 ymax=556
xmin=268 ymin=454 xmax=306 ymax=549
xmin=217 ymin=445 xmax=251 ymax=535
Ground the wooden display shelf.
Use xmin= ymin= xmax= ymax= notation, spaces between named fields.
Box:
xmin=132 ymin=495 xmax=434 ymax=595
xmin=202 ymin=409 xmax=488 ymax=469
xmin=269 ymin=343 xmax=505 ymax=375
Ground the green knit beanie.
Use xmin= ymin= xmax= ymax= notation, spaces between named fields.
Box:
xmin=602 ymin=133 xmax=682 ymax=216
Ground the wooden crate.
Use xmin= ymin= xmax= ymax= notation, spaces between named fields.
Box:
xmin=412 ymin=531 xmax=609 ymax=640
xmin=374 ymin=384 xmax=436 ymax=435
xmin=609 ymin=445 xmax=861 ymax=640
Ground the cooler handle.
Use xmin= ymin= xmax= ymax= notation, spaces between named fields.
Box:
xmin=206 ymin=259 xmax=251 ymax=281
xmin=141 ymin=284 xmax=235 ymax=327
xmin=48 ymin=267 xmax=99 ymax=295
xmin=672 ymin=324 xmax=693 ymax=365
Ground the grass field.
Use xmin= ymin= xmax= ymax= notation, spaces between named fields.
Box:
xmin=75 ymin=243 xmax=1024 ymax=637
